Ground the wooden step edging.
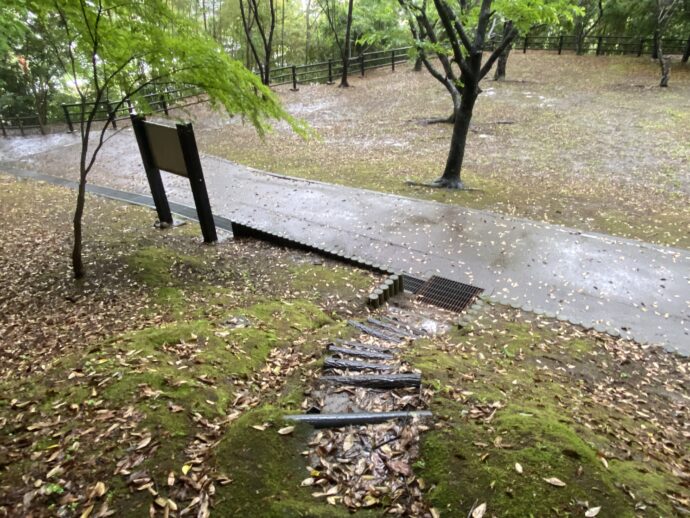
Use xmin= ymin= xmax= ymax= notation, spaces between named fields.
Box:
xmin=323 ymin=357 xmax=393 ymax=371
xmin=320 ymin=373 xmax=421 ymax=389
xmin=285 ymin=411 xmax=433 ymax=428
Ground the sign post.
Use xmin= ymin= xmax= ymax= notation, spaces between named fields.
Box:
xmin=131 ymin=115 xmax=217 ymax=243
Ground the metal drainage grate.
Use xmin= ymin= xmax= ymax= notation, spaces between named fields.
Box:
xmin=401 ymin=274 xmax=426 ymax=294
xmin=415 ymin=276 xmax=483 ymax=313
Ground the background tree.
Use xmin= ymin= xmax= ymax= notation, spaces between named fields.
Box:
xmin=22 ymin=0 xmax=300 ymax=279
xmin=404 ymin=0 xmax=580 ymax=189
xmin=493 ymin=20 xmax=515 ymax=80
xmin=573 ymin=0 xmax=606 ymax=54
xmin=318 ymin=0 xmax=356 ymax=87
xmin=654 ymin=0 xmax=682 ymax=86
xmin=239 ymin=0 xmax=277 ymax=85
xmin=399 ymin=0 xmax=463 ymax=122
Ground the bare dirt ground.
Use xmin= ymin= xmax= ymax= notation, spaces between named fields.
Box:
xmin=199 ymin=52 xmax=690 ymax=249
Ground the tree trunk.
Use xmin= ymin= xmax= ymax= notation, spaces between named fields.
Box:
xmin=659 ymin=46 xmax=670 ymax=87
xmin=414 ymin=56 xmax=423 ymax=71
xmin=434 ymin=88 xmax=478 ymax=189
xmin=72 ymin=172 xmax=87 ymax=279
xmin=339 ymin=0 xmax=354 ymax=87
xmin=494 ymin=23 xmax=513 ymax=81
xmin=494 ymin=47 xmax=510 ymax=80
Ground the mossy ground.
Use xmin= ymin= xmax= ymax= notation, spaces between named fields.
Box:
xmin=407 ymin=305 xmax=688 ymax=517
xmin=0 ymin=177 xmax=378 ymax=516
xmin=1 ymin=177 xmax=687 ymax=517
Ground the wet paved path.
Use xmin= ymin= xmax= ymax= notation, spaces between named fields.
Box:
xmin=1 ymin=130 xmax=689 ymax=354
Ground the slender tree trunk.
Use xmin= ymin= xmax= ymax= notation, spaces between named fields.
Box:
xmin=339 ymin=0 xmax=354 ymax=87
xmin=494 ymin=51 xmax=508 ymax=80
xmin=652 ymin=30 xmax=659 ymax=60
xmin=305 ymin=0 xmax=312 ymax=62
xmin=658 ymin=42 xmax=670 ymax=87
xmin=494 ymin=22 xmax=513 ymax=80
xmin=72 ymin=170 xmax=87 ymax=279
xmin=435 ymin=87 xmax=478 ymax=189
xmin=414 ymin=56 xmax=423 ymax=71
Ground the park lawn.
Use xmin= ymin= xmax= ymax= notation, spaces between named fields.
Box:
xmin=0 ymin=176 xmax=687 ymax=517
xmin=200 ymin=52 xmax=690 ymax=250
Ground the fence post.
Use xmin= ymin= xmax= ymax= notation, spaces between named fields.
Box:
xmin=327 ymin=59 xmax=333 ymax=84
xmin=360 ymin=54 xmax=365 ymax=77
xmin=62 ymin=104 xmax=74 ymax=133
xmin=391 ymin=50 xmax=395 ymax=71
xmin=523 ymin=36 xmax=529 ymax=54
xmin=558 ymin=36 xmax=564 ymax=55
xmin=17 ymin=117 xmax=24 ymax=137
xmin=596 ymin=36 xmax=603 ymax=56
xmin=105 ymin=102 xmax=117 ymax=129
xmin=160 ymin=94 xmax=169 ymax=116
xmin=0 ymin=118 xmax=5 ymax=138
xmin=682 ymin=35 xmax=690 ymax=63
xmin=637 ymin=38 xmax=644 ymax=57
xmin=652 ymin=33 xmax=658 ymax=59
xmin=290 ymin=65 xmax=299 ymax=91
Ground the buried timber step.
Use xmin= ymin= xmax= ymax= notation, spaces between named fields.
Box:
xmin=327 ymin=344 xmax=396 ymax=360
xmin=285 ymin=411 xmax=433 ymax=428
xmin=334 ymin=339 xmax=400 ymax=353
xmin=320 ymin=373 xmax=421 ymax=389
xmin=323 ymin=357 xmax=394 ymax=371
xmin=348 ymin=320 xmax=403 ymax=343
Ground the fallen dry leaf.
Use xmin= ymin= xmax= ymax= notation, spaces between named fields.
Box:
xmin=585 ymin=506 xmax=601 ymax=517
xmin=543 ymin=477 xmax=566 ymax=487
xmin=472 ymin=502 xmax=487 ymax=518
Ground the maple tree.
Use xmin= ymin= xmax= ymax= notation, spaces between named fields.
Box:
xmin=10 ymin=0 xmax=300 ymax=278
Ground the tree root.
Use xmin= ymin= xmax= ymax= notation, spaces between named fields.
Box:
xmin=405 ymin=178 xmax=482 ymax=191
xmin=425 ymin=116 xmax=455 ymax=125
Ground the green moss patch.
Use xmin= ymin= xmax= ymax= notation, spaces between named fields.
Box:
xmin=410 ymin=304 xmax=687 ymax=517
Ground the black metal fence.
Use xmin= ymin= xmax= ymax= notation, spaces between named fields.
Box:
xmin=270 ymin=47 xmax=411 ymax=87
xmin=59 ymin=85 xmax=204 ymax=133
xmin=0 ymin=114 xmax=46 ymax=137
xmin=3 ymin=33 xmax=689 ymax=138
xmin=516 ymin=34 xmax=690 ymax=57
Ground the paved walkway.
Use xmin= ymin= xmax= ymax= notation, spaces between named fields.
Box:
xmin=1 ymin=130 xmax=688 ymax=354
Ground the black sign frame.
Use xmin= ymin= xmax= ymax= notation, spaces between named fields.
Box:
xmin=131 ymin=115 xmax=217 ymax=243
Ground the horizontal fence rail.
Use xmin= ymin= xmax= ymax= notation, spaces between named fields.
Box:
xmin=59 ymin=85 xmax=204 ymax=133
xmin=270 ymin=46 xmax=411 ymax=87
xmin=0 ymin=114 xmax=46 ymax=137
xmin=3 ymin=34 xmax=689 ymax=138
xmin=515 ymin=34 xmax=690 ymax=57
